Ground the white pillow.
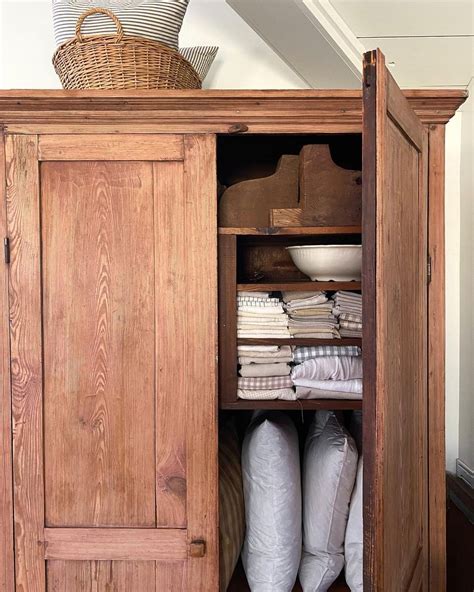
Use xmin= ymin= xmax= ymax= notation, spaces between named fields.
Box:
xmin=299 ymin=411 xmax=358 ymax=592
xmin=180 ymin=46 xmax=218 ymax=81
xmin=345 ymin=458 xmax=363 ymax=592
xmin=242 ymin=412 xmax=301 ymax=592
xmin=52 ymin=0 xmax=189 ymax=49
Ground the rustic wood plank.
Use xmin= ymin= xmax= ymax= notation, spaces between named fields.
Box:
xmin=219 ymin=226 xmax=362 ymax=236
xmin=221 ymin=399 xmax=363 ymax=411
xmin=387 ymin=74 xmax=424 ymax=152
xmin=0 ymin=135 xmax=14 ymax=592
xmin=155 ymin=562 xmax=186 ymax=592
xmin=41 ymin=160 xmax=156 ymax=527
xmin=5 ymin=134 xmax=46 ymax=590
xmin=38 ymin=134 xmax=184 ymax=161
xmin=47 ymin=561 xmax=157 ymax=591
xmin=0 ymin=90 xmax=467 ymax=133
xmin=427 ymin=124 xmax=447 ymax=591
xmin=44 ymin=529 xmax=187 ymax=561
xmin=218 ymin=235 xmax=238 ymax=408
xmin=154 ymin=161 xmax=187 ymax=528
xmin=238 ymin=338 xmax=362 ymax=346
xmin=362 ymin=49 xmax=429 ymax=591
xmin=238 ymin=281 xmax=361 ymax=292
xmin=184 ymin=135 xmax=218 ymax=591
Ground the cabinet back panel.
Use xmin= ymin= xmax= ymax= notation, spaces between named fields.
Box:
xmin=41 ymin=161 xmax=156 ymax=527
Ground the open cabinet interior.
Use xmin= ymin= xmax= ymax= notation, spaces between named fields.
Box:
xmin=217 ymin=134 xmax=364 ymax=591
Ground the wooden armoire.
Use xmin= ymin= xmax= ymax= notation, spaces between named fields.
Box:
xmin=0 ymin=51 xmax=467 ymax=592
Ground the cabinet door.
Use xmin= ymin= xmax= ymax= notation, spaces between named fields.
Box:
xmin=5 ymin=134 xmax=217 ymax=592
xmin=363 ymin=50 xmax=429 ymax=591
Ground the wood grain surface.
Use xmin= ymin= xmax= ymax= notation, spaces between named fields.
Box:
xmin=154 ymin=161 xmax=187 ymax=528
xmin=362 ymin=49 xmax=429 ymax=592
xmin=42 ymin=161 xmax=156 ymax=528
xmin=184 ymin=135 xmax=219 ymax=591
xmin=0 ymin=134 xmax=14 ymax=592
xmin=6 ymin=134 xmax=46 ymax=591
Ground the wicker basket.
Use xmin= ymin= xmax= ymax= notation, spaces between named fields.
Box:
xmin=53 ymin=7 xmax=202 ymax=90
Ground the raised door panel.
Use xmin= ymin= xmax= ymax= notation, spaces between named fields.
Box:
xmin=363 ymin=50 xmax=429 ymax=591
xmin=6 ymin=134 xmax=218 ymax=592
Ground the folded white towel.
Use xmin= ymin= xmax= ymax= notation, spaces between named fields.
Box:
xmin=238 ymin=345 xmax=284 ymax=354
xmin=238 ymin=305 xmax=286 ymax=315
xmin=295 ymin=386 xmax=362 ymax=400
xmin=291 ymin=356 xmax=362 ymax=382
xmin=292 ymin=378 xmax=362 ymax=394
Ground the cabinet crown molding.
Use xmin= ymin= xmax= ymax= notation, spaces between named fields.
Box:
xmin=0 ymin=89 xmax=467 ymax=134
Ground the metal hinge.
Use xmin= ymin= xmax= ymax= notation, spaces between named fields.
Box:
xmin=427 ymin=254 xmax=432 ymax=284
xmin=3 ymin=238 xmax=10 ymax=265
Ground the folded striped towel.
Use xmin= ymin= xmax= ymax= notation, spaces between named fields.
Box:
xmin=238 ymin=376 xmax=293 ymax=390
xmin=294 ymin=345 xmax=362 ymax=362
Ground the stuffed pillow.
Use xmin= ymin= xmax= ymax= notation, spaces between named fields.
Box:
xmin=180 ymin=46 xmax=218 ymax=82
xmin=242 ymin=412 xmax=302 ymax=591
xmin=299 ymin=411 xmax=358 ymax=591
xmin=52 ymin=0 xmax=189 ymax=49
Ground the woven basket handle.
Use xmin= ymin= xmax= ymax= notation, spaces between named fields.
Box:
xmin=75 ymin=8 xmax=124 ymax=43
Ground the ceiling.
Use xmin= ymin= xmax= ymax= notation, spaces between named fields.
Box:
xmin=331 ymin=0 xmax=474 ymax=87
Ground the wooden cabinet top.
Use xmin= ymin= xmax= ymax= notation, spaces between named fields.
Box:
xmin=0 ymin=89 xmax=467 ymax=134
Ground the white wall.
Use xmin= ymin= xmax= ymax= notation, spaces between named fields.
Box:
xmin=445 ymin=112 xmax=462 ymax=472
xmin=0 ymin=0 xmax=307 ymax=89
xmin=458 ymin=79 xmax=473 ymax=472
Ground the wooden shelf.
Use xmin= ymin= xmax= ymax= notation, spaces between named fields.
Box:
xmin=238 ymin=281 xmax=361 ymax=292
xmin=238 ymin=338 xmax=362 ymax=346
xmin=219 ymin=226 xmax=361 ymax=236
xmin=221 ymin=399 xmax=362 ymax=411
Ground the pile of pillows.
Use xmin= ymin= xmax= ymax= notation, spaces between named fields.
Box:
xmin=52 ymin=0 xmax=218 ymax=82
xmin=242 ymin=410 xmax=362 ymax=592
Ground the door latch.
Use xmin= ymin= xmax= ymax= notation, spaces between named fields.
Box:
xmin=189 ymin=539 xmax=206 ymax=558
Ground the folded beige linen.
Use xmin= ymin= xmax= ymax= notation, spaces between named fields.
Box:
xmin=239 ymin=363 xmax=291 ymax=377
xmin=237 ymin=345 xmax=292 ymax=357
xmin=238 ymin=388 xmax=296 ymax=400
xmin=239 ymin=355 xmax=293 ymax=365
xmin=282 ymin=291 xmax=320 ymax=302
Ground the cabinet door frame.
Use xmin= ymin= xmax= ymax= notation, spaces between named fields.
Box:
xmin=363 ymin=49 xmax=430 ymax=591
xmin=3 ymin=133 xmax=218 ymax=592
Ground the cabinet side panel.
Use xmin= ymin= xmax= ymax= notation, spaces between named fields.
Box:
xmin=42 ymin=161 xmax=156 ymax=527
xmin=6 ymin=134 xmax=46 ymax=591
xmin=0 ymin=134 xmax=14 ymax=592
xmin=427 ymin=124 xmax=447 ymax=591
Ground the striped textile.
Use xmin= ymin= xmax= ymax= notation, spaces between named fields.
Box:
xmin=339 ymin=312 xmax=363 ymax=324
xmin=180 ymin=46 xmax=218 ymax=81
xmin=52 ymin=0 xmax=189 ymax=49
xmin=238 ymin=376 xmax=293 ymax=390
xmin=340 ymin=320 xmax=363 ymax=331
xmin=219 ymin=421 xmax=245 ymax=592
xmin=294 ymin=345 xmax=362 ymax=363
xmin=238 ymin=387 xmax=296 ymax=401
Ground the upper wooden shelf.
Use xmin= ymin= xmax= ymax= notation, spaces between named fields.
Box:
xmin=238 ymin=338 xmax=362 ymax=346
xmin=238 ymin=281 xmax=361 ymax=292
xmin=221 ymin=399 xmax=362 ymax=411
xmin=219 ymin=226 xmax=362 ymax=236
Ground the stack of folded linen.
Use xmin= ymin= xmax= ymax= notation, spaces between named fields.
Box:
xmin=237 ymin=292 xmax=290 ymax=339
xmin=333 ymin=291 xmax=363 ymax=338
xmin=283 ymin=291 xmax=340 ymax=339
xmin=291 ymin=345 xmax=363 ymax=399
xmin=237 ymin=345 xmax=295 ymax=400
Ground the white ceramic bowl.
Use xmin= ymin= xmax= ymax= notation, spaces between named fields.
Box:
xmin=286 ymin=245 xmax=362 ymax=281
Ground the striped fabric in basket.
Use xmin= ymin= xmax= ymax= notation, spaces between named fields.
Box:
xmin=180 ymin=46 xmax=218 ymax=81
xmin=52 ymin=0 xmax=189 ymax=49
